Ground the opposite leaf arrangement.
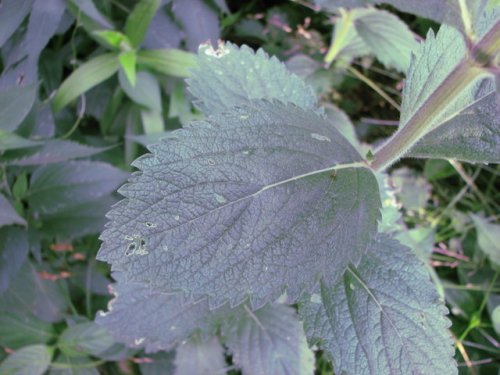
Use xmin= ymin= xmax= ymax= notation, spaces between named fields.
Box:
xmin=96 ymin=2 xmax=499 ymax=375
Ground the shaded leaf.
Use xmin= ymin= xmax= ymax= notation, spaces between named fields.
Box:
xmin=28 ymin=161 xmax=128 ymax=215
xmin=137 ymin=48 xmax=196 ymax=77
xmin=0 ymin=344 xmax=52 ymax=375
xmin=59 ymin=322 xmax=115 ymax=358
xmin=0 ymin=312 xmax=55 ymax=350
xmin=124 ymin=0 xmax=162 ymax=48
xmin=470 ymin=213 xmax=500 ymax=266
xmin=49 ymin=354 xmax=99 ymax=375
xmin=174 ymin=337 xmax=226 ymax=375
xmin=53 ymin=53 xmax=120 ymax=111
xmin=67 ymin=0 xmax=113 ymax=30
xmin=139 ymin=352 xmax=176 ymax=375
xmin=224 ymin=304 xmax=315 ymax=375
xmin=0 ymin=130 xmax=41 ymax=152
xmin=0 ymin=0 xmax=34 ymax=48
xmin=3 ymin=140 xmax=110 ymax=166
xmin=187 ymin=43 xmax=317 ymax=115
xmin=0 ymin=85 xmax=37 ymax=132
xmin=172 ymin=0 xmax=220 ymax=51
xmin=0 ymin=194 xmax=26 ymax=227
xmin=98 ymin=100 xmax=380 ymax=308
xmin=143 ymin=9 xmax=184 ymax=49
xmin=299 ymin=234 xmax=456 ymax=375
xmin=0 ymin=227 xmax=29 ymax=294
xmin=118 ymin=69 xmax=162 ymax=111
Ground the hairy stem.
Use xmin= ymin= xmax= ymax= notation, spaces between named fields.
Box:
xmin=371 ymin=21 xmax=499 ymax=171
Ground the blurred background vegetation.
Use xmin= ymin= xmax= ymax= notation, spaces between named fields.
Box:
xmin=0 ymin=0 xmax=498 ymax=374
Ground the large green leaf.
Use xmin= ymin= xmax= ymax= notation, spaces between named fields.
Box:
xmin=53 ymin=53 xmax=120 ymax=111
xmin=224 ymin=304 xmax=315 ymax=375
xmin=0 ymin=345 xmax=52 ymax=375
xmin=299 ymin=234 xmax=456 ymax=375
xmin=98 ymin=100 xmax=380 ymax=308
xmin=187 ymin=43 xmax=317 ymax=115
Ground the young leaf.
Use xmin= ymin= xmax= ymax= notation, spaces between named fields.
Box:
xmin=118 ymin=70 xmax=162 ymax=111
xmin=137 ymin=48 xmax=196 ymax=77
xmin=93 ymin=30 xmax=131 ymax=50
xmin=174 ymin=337 xmax=227 ymax=375
xmin=118 ymin=51 xmax=137 ymax=87
xmin=470 ymin=213 xmax=500 ymax=266
xmin=224 ymin=304 xmax=315 ymax=375
xmin=96 ymin=274 xmax=229 ymax=352
xmin=353 ymin=8 xmax=418 ymax=72
xmin=53 ymin=53 xmax=120 ymax=111
xmin=0 ymin=344 xmax=52 ymax=375
xmin=0 ymin=193 xmax=26 ymax=227
xmin=0 ymin=227 xmax=29 ymax=293
xmin=27 ymin=161 xmax=128 ymax=215
xmin=98 ymin=100 xmax=381 ymax=308
xmin=58 ymin=322 xmax=115 ymax=358
xmin=124 ymin=0 xmax=162 ymax=48
xmin=187 ymin=43 xmax=317 ymax=115
xmin=299 ymin=234 xmax=456 ymax=375
xmin=0 ymin=84 xmax=37 ymax=132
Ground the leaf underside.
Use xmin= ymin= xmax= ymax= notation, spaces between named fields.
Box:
xmin=299 ymin=233 xmax=457 ymax=375
xmin=98 ymin=100 xmax=381 ymax=308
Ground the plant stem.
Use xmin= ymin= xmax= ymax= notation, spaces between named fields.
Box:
xmin=371 ymin=21 xmax=499 ymax=171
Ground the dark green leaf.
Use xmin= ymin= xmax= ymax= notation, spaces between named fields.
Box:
xmin=53 ymin=53 xmax=120 ymax=111
xmin=27 ymin=161 xmax=127 ymax=215
xmin=49 ymin=354 xmax=99 ymax=375
xmin=0 ymin=313 xmax=55 ymax=350
xmin=0 ymin=227 xmax=29 ymax=293
xmin=0 ymin=85 xmax=37 ymax=132
xmin=0 ymin=0 xmax=33 ymax=48
xmin=66 ymin=0 xmax=113 ymax=30
xmin=58 ymin=322 xmax=114 ymax=358
xmin=0 ymin=194 xmax=26 ymax=227
xmin=98 ymin=101 xmax=380 ymax=308
xmin=124 ymin=0 xmax=162 ymax=48
xmin=299 ymin=234 xmax=456 ymax=375
xmin=0 ymin=344 xmax=52 ymax=375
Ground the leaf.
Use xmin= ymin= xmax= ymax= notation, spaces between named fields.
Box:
xmin=93 ymin=30 xmax=130 ymax=50
xmin=95 ymin=273 xmax=228 ymax=352
xmin=67 ymin=0 xmax=113 ymax=30
xmin=137 ymin=48 xmax=196 ymax=77
xmin=27 ymin=161 xmax=128 ymax=215
xmin=49 ymin=354 xmax=99 ymax=375
xmin=0 ymin=0 xmax=33 ymax=48
xmin=390 ymin=167 xmax=431 ymax=212
xmin=53 ymin=53 xmax=120 ymax=111
xmin=0 ymin=262 xmax=68 ymax=322
xmin=0 ymin=312 xmax=55 ymax=350
xmin=187 ymin=43 xmax=317 ymax=115
xmin=143 ymin=10 xmax=183 ymax=49
xmin=39 ymin=196 xmax=118 ymax=239
xmin=172 ymin=0 xmax=220 ymax=51
xmin=299 ymin=233 xmax=457 ymax=375
xmin=139 ymin=352 xmax=176 ymax=375
xmin=0 ymin=344 xmax=52 ymax=375
xmin=0 ymin=227 xmax=29 ymax=294
xmin=124 ymin=0 xmax=162 ymax=48
xmin=98 ymin=100 xmax=380 ymax=308
xmin=0 ymin=130 xmax=41 ymax=152
xmin=59 ymin=322 xmax=115 ymax=358
xmin=0 ymin=85 xmax=37 ymax=132
xmin=353 ymin=8 xmax=418 ymax=72
xmin=118 ymin=69 xmax=162 ymax=111
xmin=140 ymin=109 xmax=164 ymax=134
xmin=470 ymin=213 xmax=500 ymax=266
xmin=0 ymin=194 xmax=26 ymax=227
xmin=224 ymin=304 xmax=315 ymax=375
xmin=118 ymin=51 xmax=137 ymax=86
xmin=2 ymin=140 xmax=111 ymax=166
xmin=398 ymin=25 xmax=499 ymax=164
xmin=174 ymin=337 xmax=227 ymax=375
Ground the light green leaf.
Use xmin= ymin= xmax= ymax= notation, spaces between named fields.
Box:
xmin=224 ymin=304 xmax=315 ymax=375
xmin=137 ymin=49 xmax=196 ymax=77
xmin=0 ymin=313 xmax=55 ymax=350
xmin=0 ymin=130 xmax=41 ymax=151
xmin=187 ymin=42 xmax=317 ymax=115
xmin=299 ymin=234 xmax=456 ymax=375
xmin=93 ymin=30 xmax=130 ymax=50
xmin=493 ymin=305 xmax=500 ymax=335
xmin=354 ymin=8 xmax=418 ymax=72
xmin=118 ymin=51 xmax=137 ymax=86
xmin=174 ymin=337 xmax=226 ymax=375
xmin=118 ymin=69 xmax=162 ymax=111
xmin=124 ymin=0 xmax=161 ymax=48
xmin=0 ymin=85 xmax=37 ymax=132
xmin=58 ymin=322 xmax=114 ymax=358
xmin=0 ymin=344 xmax=52 ymax=375
xmin=470 ymin=213 xmax=500 ymax=266
xmin=53 ymin=53 xmax=120 ymax=111
xmin=140 ymin=109 xmax=164 ymax=134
